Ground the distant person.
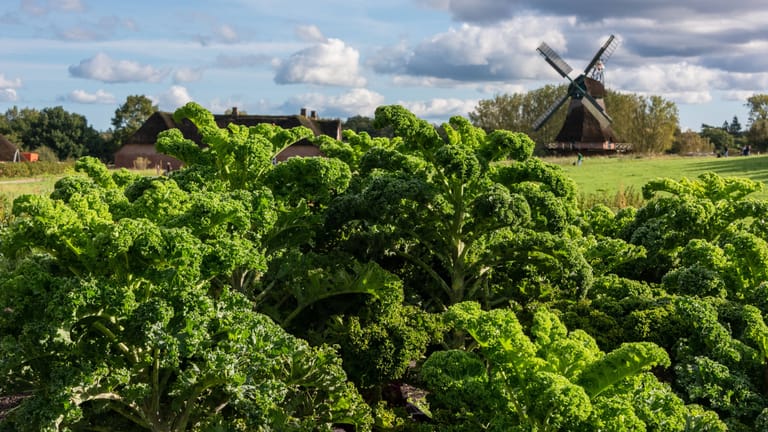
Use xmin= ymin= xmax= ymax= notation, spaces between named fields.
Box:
xmin=577 ymin=152 xmax=583 ymax=166
xmin=164 ymin=162 xmax=172 ymax=175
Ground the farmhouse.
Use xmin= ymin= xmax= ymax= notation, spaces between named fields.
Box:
xmin=0 ymin=134 xmax=37 ymax=162
xmin=114 ymin=108 xmax=341 ymax=169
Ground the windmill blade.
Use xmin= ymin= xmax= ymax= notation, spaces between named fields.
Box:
xmin=536 ymin=42 xmax=574 ymax=79
xmin=584 ymin=34 xmax=619 ymax=74
xmin=582 ymin=94 xmax=613 ymax=129
xmin=532 ymin=92 xmax=570 ymax=131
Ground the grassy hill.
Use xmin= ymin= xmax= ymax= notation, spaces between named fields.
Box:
xmin=547 ymin=153 xmax=768 ymax=208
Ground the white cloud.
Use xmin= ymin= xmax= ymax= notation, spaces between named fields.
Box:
xmin=0 ymin=73 xmax=21 ymax=102
xmin=295 ymin=25 xmax=326 ymax=43
xmin=21 ymin=0 xmax=47 ymax=16
xmin=66 ymin=89 xmax=116 ymax=104
xmin=216 ymin=24 xmax=239 ymax=43
xmin=391 ymin=75 xmax=463 ymax=88
xmin=0 ymin=89 xmax=18 ymax=102
xmin=173 ymin=67 xmax=204 ymax=83
xmin=159 ymin=85 xmax=193 ymax=110
xmin=51 ymin=0 xmax=84 ymax=12
xmin=723 ymin=90 xmax=760 ymax=102
xmin=22 ymin=0 xmax=84 ymax=15
xmin=661 ymin=91 xmax=713 ymax=105
xmin=69 ymin=53 xmax=166 ymax=83
xmin=329 ymin=88 xmax=385 ymax=114
xmin=415 ymin=0 xmax=449 ymax=8
xmin=371 ymin=18 xmax=570 ymax=82
xmin=56 ymin=16 xmax=138 ymax=41
xmin=0 ymin=74 xmax=22 ymax=89
xmin=400 ymin=98 xmax=478 ymax=120
xmin=626 ymin=63 xmax=718 ymax=91
xmin=287 ymin=88 xmax=385 ymax=117
xmin=611 ymin=62 xmax=720 ymax=104
xmin=721 ymin=72 xmax=768 ymax=91
xmin=275 ymin=38 xmax=366 ymax=87
xmin=423 ymin=0 xmax=768 ymax=24
xmin=477 ymin=83 xmax=528 ymax=94
xmin=208 ymin=98 xmax=247 ymax=114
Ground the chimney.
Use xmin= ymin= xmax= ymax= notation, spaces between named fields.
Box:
xmin=300 ymin=107 xmax=307 ymax=116
xmin=231 ymin=107 xmax=238 ymax=118
xmin=310 ymin=110 xmax=317 ymax=119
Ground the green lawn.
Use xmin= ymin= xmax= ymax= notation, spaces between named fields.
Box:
xmin=0 ymin=168 xmax=158 ymax=204
xmin=548 ymin=153 xmax=768 ymax=205
xmin=0 ymin=176 xmax=62 ymax=202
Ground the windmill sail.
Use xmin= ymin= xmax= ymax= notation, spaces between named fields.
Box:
xmin=533 ymin=92 xmax=570 ymax=131
xmin=582 ymin=94 xmax=612 ymax=129
xmin=534 ymin=34 xmax=620 ymax=151
xmin=536 ymin=43 xmax=573 ymax=78
xmin=583 ymin=35 xmax=619 ymax=75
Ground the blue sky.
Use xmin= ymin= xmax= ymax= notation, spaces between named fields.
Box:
xmin=1 ymin=0 xmax=766 ymax=133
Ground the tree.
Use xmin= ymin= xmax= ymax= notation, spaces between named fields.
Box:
xmin=21 ymin=106 xmax=103 ymax=160
xmin=745 ymin=94 xmax=768 ymax=126
xmin=109 ymin=95 xmax=158 ymax=161
xmin=701 ymin=125 xmax=735 ymax=154
xmin=672 ymin=130 xmax=711 ymax=154
xmin=631 ymin=95 xmax=679 ymax=153
xmin=0 ymin=106 xmax=40 ymax=148
xmin=603 ymin=90 xmax=644 ymax=145
xmin=747 ymin=118 xmax=768 ymax=152
xmin=728 ymin=116 xmax=743 ymax=135
xmin=469 ymin=84 xmax=567 ymax=150
xmin=745 ymin=94 xmax=768 ymax=152
xmin=470 ymin=86 xmax=680 ymax=154
xmin=342 ymin=115 xmax=393 ymax=138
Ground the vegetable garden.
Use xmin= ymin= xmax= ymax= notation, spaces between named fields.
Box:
xmin=1 ymin=102 xmax=767 ymax=430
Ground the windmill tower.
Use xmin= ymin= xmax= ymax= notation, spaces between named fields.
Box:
xmin=533 ymin=35 xmax=621 ymax=153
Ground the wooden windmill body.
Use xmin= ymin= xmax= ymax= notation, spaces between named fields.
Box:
xmin=533 ymin=35 xmax=626 ymax=154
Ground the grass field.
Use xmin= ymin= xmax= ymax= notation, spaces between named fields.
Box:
xmin=548 ymin=153 xmax=768 ymax=207
xmin=0 ymin=168 xmax=159 ymax=204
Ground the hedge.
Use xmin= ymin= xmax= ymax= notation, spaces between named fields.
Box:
xmin=0 ymin=161 xmax=75 ymax=178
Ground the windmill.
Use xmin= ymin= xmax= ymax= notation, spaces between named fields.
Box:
xmin=533 ymin=34 xmax=621 ymax=152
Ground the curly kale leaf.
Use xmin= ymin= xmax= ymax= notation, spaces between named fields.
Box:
xmin=422 ymin=302 xmax=709 ymax=431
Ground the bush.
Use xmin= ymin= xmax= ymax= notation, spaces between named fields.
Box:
xmin=33 ymin=146 xmax=59 ymax=162
xmin=0 ymin=161 xmax=74 ymax=178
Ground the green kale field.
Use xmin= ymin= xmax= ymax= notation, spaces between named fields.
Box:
xmin=1 ymin=103 xmax=767 ymax=430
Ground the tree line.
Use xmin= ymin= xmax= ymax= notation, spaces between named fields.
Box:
xmin=3 ymin=91 xmax=768 ymax=162
xmin=465 ymin=85 xmax=768 ymax=155
xmin=0 ymin=95 xmax=156 ymax=162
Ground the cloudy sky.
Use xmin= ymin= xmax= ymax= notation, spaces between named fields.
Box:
xmin=1 ymin=0 xmax=766 ymax=132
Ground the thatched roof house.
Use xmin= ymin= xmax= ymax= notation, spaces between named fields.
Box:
xmin=114 ymin=108 xmax=341 ymax=169
xmin=0 ymin=134 xmax=25 ymax=161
